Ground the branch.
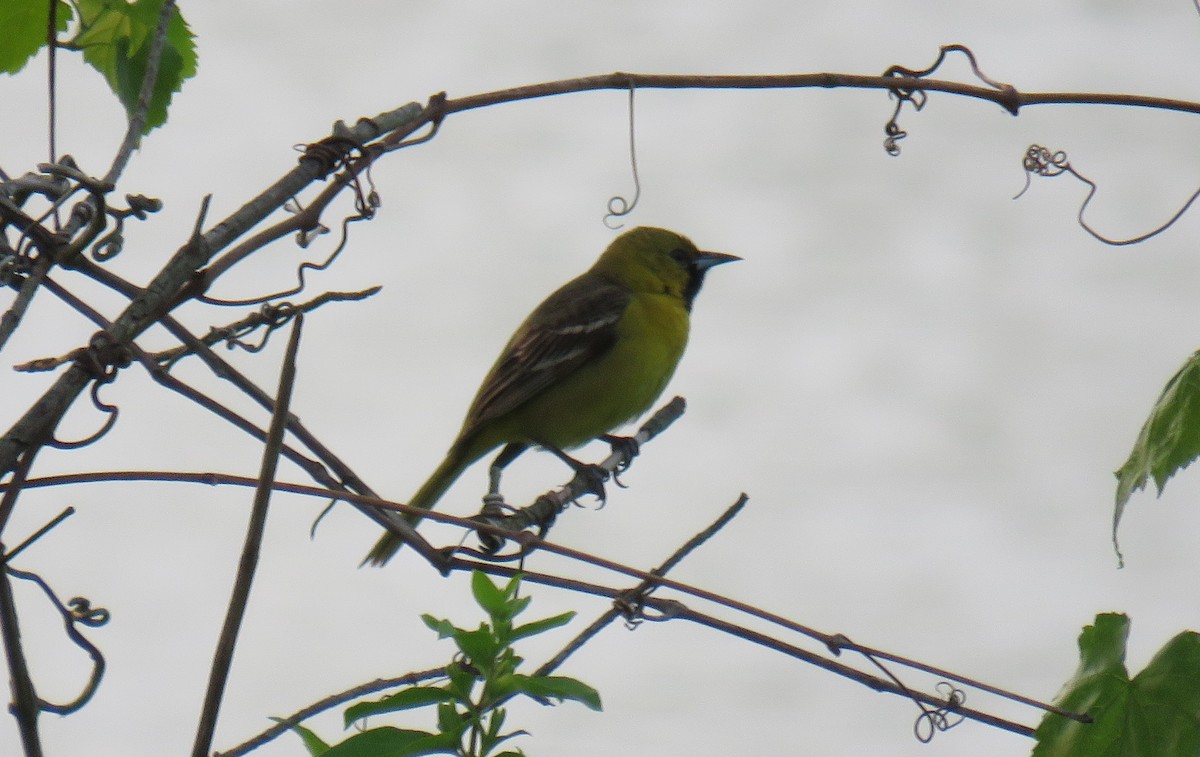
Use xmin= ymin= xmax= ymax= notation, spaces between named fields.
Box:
xmin=0 ymin=447 xmax=45 ymax=757
xmin=469 ymin=397 xmax=688 ymax=549
xmin=0 ymin=103 xmax=424 ymax=477
xmin=214 ymin=668 xmax=446 ymax=757
xmin=1 ymin=469 xmax=1083 ymax=738
xmin=440 ymin=70 xmax=1200 ymax=118
xmin=191 ymin=316 xmax=303 ymax=757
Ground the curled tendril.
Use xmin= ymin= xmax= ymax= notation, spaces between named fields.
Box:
xmin=215 ymin=301 xmax=299 ymax=354
xmin=913 ymin=682 xmax=966 ymax=743
xmin=91 ymin=194 xmax=163 ymax=261
xmin=201 ymin=160 xmax=379 ymax=308
xmin=1016 ymin=143 xmax=1200 ymax=246
xmin=48 ymin=332 xmax=129 ymax=449
xmin=68 ymin=597 xmax=111 ymax=626
xmin=604 ymin=82 xmax=641 ymax=229
xmin=882 ymin=44 xmax=1018 ymax=155
xmin=5 ymin=566 xmax=108 ymax=715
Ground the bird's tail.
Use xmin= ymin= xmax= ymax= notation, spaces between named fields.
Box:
xmin=362 ymin=451 xmax=469 ymax=566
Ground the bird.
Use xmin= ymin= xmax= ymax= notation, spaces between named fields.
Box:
xmin=364 ymin=226 xmax=739 ymax=565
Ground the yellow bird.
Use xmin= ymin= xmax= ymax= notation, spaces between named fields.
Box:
xmin=365 ymin=226 xmax=738 ymax=565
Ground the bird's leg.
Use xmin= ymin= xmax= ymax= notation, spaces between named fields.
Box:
xmin=600 ymin=434 xmax=640 ymax=485
xmin=485 ymin=442 xmax=528 ymax=509
xmin=543 ymin=443 xmax=609 ymax=505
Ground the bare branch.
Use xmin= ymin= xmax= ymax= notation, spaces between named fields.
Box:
xmin=440 ymin=70 xmax=1200 ymax=118
xmin=191 ymin=316 xmax=304 ymax=757
xmin=214 ymin=669 xmax=446 ymax=757
xmin=0 ymin=103 xmax=424 ymax=478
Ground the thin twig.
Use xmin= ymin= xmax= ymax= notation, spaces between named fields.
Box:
xmin=25 ymin=258 xmax=434 ymax=565
xmin=0 ymin=562 xmax=41 ymax=757
xmin=214 ymin=668 xmax=446 ymax=757
xmin=677 ymin=603 xmax=1036 ymax=738
xmin=442 ymin=561 xmax=1044 ymax=738
xmin=149 ymin=287 xmax=381 ymax=365
xmin=0 ymin=104 xmax=423 ymax=479
xmin=442 ymin=70 xmax=1200 ymax=118
xmin=191 ymin=316 xmax=303 ymax=757
xmin=45 ymin=0 xmax=57 ymax=169
xmin=104 ymin=0 xmax=178 ymax=184
xmin=0 ymin=255 xmax=53 ymax=352
xmin=533 ymin=494 xmax=747 ymax=677
xmin=0 ymin=469 xmax=1081 ymax=730
xmin=0 ymin=445 xmax=46 ymax=757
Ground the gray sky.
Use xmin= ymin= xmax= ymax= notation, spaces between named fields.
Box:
xmin=4 ymin=1 xmax=1200 ymax=755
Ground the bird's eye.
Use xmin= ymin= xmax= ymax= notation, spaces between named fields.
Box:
xmin=668 ymin=248 xmax=690 ymax=265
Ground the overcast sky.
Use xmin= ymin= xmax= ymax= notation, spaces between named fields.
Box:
xmin=4 ymin=1 xmax=1200 ymax=755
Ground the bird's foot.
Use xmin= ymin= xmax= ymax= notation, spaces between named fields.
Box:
xmin=600 ymin=434 xmax=640 ymax=487
xmin=571 ymin=462 xmax=610 ymax=507
xmin=543 ymin=443 xmax=612 ymax=506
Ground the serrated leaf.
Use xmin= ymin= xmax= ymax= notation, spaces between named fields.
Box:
xmin=1034 ymin=613 xmax=1200 ymax=757
xmin=324 ymin=727 xmax=458 ymax=757
xmin=0 ymin=0 xmax=73 ymax=74
xmin=511 ymin=611 xmax=576 ymax=642
xmin=70 ymin=0 xmax=197 ymax=135
xmin=344 ymin=686 xmax=459 ymax=726
xmin=272 ymin=717 xmax=331 ymax=755
xmin=1113 ymin=350 xmax=1200 ymax=560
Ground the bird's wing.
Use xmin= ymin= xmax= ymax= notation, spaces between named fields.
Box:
xmin=462 ymin=274 xmax=630 ymax=432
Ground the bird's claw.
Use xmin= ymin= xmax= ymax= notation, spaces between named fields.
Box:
xmin=601 ymin=434 xmax=639 ymax=487
xmin=602 ymin=434 xmax=640 ymax=467
xmin=572 ymin=463 xmax=609 ymax=508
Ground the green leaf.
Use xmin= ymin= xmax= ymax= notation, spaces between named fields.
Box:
xmin=421 ymin=614 xmax=459 ymax=639
xmin=272 ymin=717 xmax=330 ymax=755
xmin=503 ymin=674 xmax=603 ymax=711
xmin=344 ymin=686 xmax=459 ymax=726
xmin=511 ymin=611 xmax=576 ymax=642
xmin=1113 ymin=350 xmax=1200 ymax=561
xmin=445 ymin=660 xmax=477 ymax=700
xmin=435 ymin=701 xmax=467 ymax=739
xmin=454 ymin=626 xmax=501 ymax=669
xmin=70 ymin=0 xmax=197 ymax=135
xmin=470 ymin=571 xmax=532 ymax=630
xmin=0 ymin=0 xmax=73 ymax=74
xmin=1034 ymin=613 xmax=1200 ymax=757
xmin=471 ymin=571 xmax=510 ymax=617
xmin=324 ymin=727 xmax=458 ymax=757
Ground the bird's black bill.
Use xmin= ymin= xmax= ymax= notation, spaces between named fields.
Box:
xmin=681 ymin=250 xmax=739 ymax=310
xmin=694 ymin=251 xmax=742 ymax=270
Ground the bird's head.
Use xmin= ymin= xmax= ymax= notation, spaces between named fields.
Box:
xmin=594 ymin=226 xmax=740 ymax=310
